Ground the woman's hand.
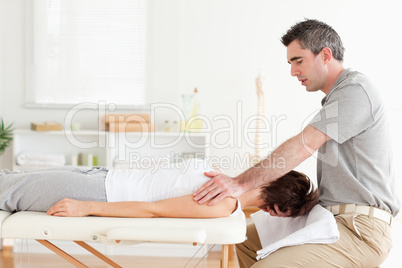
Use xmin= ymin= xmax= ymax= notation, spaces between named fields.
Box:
xmin=47 ymin=198 xmax=91 ymax=217
xmin=263 ymin=204 xmax=292 ymax=217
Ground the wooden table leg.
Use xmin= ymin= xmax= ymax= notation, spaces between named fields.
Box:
xmin=221 ymin=244 xmax=229 ymax=268
xmin=74 ymin=241 xmax=122 ymax=268
xmin=36 ymin=240 xmax=88 ymax=268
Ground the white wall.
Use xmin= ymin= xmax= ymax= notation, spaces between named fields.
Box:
xmin=1 ymin=0 xmax=401 ymax=187
xmin=0 ymin=0 xmax=4 ymax=118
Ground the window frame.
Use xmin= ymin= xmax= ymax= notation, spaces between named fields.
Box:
xmin=24 ymin=0 xmax=153 ymax=110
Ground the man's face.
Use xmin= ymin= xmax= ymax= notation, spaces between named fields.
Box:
xmin=286 ymin=40 xmax=327 ymax=93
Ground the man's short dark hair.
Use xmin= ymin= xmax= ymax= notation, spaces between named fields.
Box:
xmin=281 ymin=19 xmax=344 ymax=62
xmin=259 ymin=170 xmax=319 ymax=217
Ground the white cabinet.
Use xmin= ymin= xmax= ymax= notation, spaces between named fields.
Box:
xmin=12 ymin=129 xmax=210 ymax=170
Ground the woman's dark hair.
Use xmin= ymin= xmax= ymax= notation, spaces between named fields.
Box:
xmin=259 ymin=170 xmax=319 ymax=217
xmin=281 ymin=19 xmax=344 ymax=62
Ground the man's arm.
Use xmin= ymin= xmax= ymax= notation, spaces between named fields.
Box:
xmin=47 ymin=194 xmax=237 ymax=218
xmin=193 ymin=125 xmax=331 ymax=205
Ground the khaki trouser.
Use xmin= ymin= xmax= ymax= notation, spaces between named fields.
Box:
xmin=236 ymin=214 xmax=392 ymax=268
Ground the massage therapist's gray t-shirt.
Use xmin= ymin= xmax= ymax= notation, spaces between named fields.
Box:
xmin=309 ymin=68 xmax=400 ymax=215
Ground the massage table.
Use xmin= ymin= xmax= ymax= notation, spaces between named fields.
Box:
xmin=0 ymin=209 xmax=246 ymax=267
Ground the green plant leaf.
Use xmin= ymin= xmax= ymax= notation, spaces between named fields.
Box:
xmin=0 ymin=118 xmax=14 ymax=155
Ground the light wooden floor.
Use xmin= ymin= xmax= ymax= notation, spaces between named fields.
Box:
xmin=0 ymin=246 xmax=240 ymax=268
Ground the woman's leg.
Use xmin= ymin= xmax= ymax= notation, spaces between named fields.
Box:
xmin=0 ymin=168 xmax=107 ymax=212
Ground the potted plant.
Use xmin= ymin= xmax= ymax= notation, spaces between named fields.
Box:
xmin=0 ymin=118 xmax=13 ymax=156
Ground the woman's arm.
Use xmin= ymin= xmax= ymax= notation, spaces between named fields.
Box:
xmin=47 ymin=194 xmax=237 ymax=218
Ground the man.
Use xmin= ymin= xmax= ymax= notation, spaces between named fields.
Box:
xmin=194 ymin=19 xmax=400 ymax=267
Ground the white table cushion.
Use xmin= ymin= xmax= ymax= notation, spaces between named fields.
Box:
xmin=0 ymin=211 xmax=12 ymax=238
xmin=1 ymin=211 xmax=246 ymax=245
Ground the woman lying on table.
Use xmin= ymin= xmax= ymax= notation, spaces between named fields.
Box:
xmin=0 ymin=159 xmax=318 ymax=218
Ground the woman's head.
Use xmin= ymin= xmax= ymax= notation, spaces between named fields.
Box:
xmin=259 ymin=170 xmax=319 ymax=217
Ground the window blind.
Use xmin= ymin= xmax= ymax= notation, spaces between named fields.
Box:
xmin=25 ymin=0 xmax=148 ymax=107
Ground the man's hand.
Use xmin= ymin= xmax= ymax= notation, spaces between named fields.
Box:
xmin=193 ymin=171 xmax=245 ymax=206
xmin=47 ymin=198 xmax=90 ymax=217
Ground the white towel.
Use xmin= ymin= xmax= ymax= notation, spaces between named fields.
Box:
xmin=16 ymin=152 xmax=66 ymax=167
xmin=251 ymin=204 xmax=339 ymax=260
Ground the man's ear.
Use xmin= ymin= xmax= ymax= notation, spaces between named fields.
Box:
xmin=321 ymin=47 xmax=332 ymax=63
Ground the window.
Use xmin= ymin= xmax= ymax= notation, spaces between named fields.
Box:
xmin=25 ymin=0 xmax=148 ymax=108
